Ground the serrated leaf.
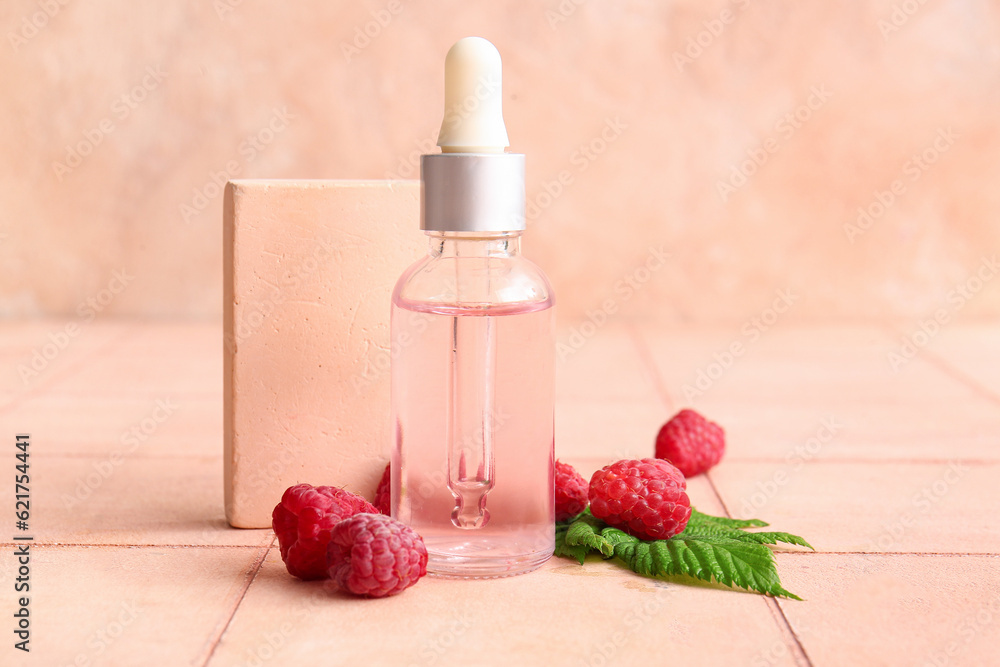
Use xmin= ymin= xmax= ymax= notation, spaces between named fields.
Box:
xmin=600 ymin=527 xmax=637 ymax=548
xmin=554 ymin=523 xmax=588 ymax=564
xmin=685 ymin=508 xmax=769 ymax=530
xmin=555 ymin=511 xmax=613 ymax=563
xmin=738 ymin=531 xmax=814 ymax=550
xmin=565 ymin=514 xmax=615 ymax=557
xmin=555 ymin=522 xmax=568 ymax=543
xmin=678 ymin=521 xmax=750 ymax=540
xmin=613 ymin=535 xmax=802 ymax=600
xmin=555 ymin=539 xmax=590 ymax=564
xmin=684 ymin=526 xmax=813 ymax=550
xmin=553 ymin=505 xmax=808 ymax=598
xmin=680 ymin=510 xmax=813 ymax=550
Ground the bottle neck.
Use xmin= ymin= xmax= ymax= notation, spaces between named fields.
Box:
xmin=427 ymin=231 xmax=521 ymax=258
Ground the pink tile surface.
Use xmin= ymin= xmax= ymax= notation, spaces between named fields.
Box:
xmin=0 ymin=456 xmax=271 ymax=547
xmin=712 ymin=461 xmax=1000 ymax=553
xmin=0 ymin=545 xmax=267 ymax=667
xmin=50 ymin=321 xmax=222 ymax=397
xmin=775 ymin=554 xmax=1000 ymax=667
xmin=555 ymin=325 xmax=659 ymax=400
xmin=679 ymin=400 xmax=1000 ymax=463
xmin=554 ymin=326 xmax=673 ymax=460
xmin=7 ymin=393 xmax=219 ymax=457
xmin=637 ymin=325 xmax=983 ymax=405
xmin=636 ymin=325 xmax=1000 ymax=461
xmin=557 ymin=399 xmax=670 ymax=460
xmin=212 ymin=549 xmax=798 ymax=666
xmin=915 ymin=323 xmax=1000 ymax=403
xmin=2 ymin=320 xmax=999 ymax=664
xmin=0 ymin=319 xmax=132 ymax=401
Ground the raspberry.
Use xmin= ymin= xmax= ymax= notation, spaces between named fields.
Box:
xmin=374 ymin=463 xmax=391 ymax=515
xmin=655 ymin=409 xmax=726 ymax=477
xmin=589 ymin=458 xmax=691 ymax=540
xmin=327 ymin=513 xmax=428 ymax=597
xmin=271 ymin=484 xmax=378 ymax=580
xmin=554 ymin=460 xmax=588 ymax=521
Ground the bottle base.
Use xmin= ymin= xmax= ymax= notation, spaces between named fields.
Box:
xmin=426 ymin=550 xmax=552 ymax=579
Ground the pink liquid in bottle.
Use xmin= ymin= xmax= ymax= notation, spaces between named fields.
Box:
xmin=394 ymin=36 xmax=554 ymax=577
xmin=391 ymin=264 xmax=554 ymax=577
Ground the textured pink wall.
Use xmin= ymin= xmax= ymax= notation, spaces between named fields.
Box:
xmin=2 ymin=0 xmax=999 ymax=325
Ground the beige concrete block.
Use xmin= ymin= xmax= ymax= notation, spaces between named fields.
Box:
xmin=223 ymin=180 xmax=424 ymax=528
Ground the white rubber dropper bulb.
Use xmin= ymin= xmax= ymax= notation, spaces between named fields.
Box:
xmin=437 ymin=37 xmax=510 ymax=154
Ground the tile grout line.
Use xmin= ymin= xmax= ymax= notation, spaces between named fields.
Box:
xmin=705 ymin=472 xmax=816 ymax=666
xmin=625 ymin=324 xmax=675 ymax=414
xmin=625 ymin=325 xmax=736 ymax=517
xmin=770 ymin=598 xmax=815 ymax=667
xmin=198 ymin=536 xmax=275 ymax=667
xmin=876 ymin=322 xmax=1000 ymax=408
xmin=628 ymin=323 xmax=814 ymax=667
xmin=703 ymin=472 xmax=733 ymax=518
xmin=915 ymin=348 xmax=1000 ymax=408
xmin=627 ymin=323 xmax=750 ymax=516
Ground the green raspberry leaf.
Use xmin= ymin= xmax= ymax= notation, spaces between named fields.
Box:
xmin=600 ymin=526 xmax=637 ymax=548
xmin=555 ymin=510 xmax=612 ymax=563
xmin=553 ymin=505 xmax=808 ymax=598
xmin=737 ymin=531 xmax=814 ymax=550
xmin=554 ymin=527 xmax=591 ymax=564
xmin=613 ymin=535 xmax=803 ymax=600
xmin=564 ymin=512 xmax=616 ymax=558
xmin=680 ymin=509 xmax=813 ymax=550
xmin=685 ymin=508 xmax=769 ymax=530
